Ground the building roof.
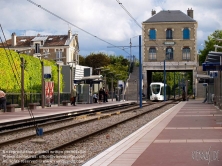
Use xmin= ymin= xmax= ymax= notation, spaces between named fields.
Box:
xmin=0 ymin=34 xmax=74 ymax=47
xmin=143 ymin=10 xmax=196 ymax=23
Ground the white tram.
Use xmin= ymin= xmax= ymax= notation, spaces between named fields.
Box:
xmin=150 ymin=82 xmax=170 ymax=101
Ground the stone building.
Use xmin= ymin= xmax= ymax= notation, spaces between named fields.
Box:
xmin=142 ymin=9 xmax=198 ymax=97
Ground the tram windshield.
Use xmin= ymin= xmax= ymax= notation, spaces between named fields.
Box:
xmin=151 ymin=84 xmax=160 ymax=94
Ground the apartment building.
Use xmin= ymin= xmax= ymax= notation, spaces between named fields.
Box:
xmin=0 ymin=30 xmax=79 ymax=65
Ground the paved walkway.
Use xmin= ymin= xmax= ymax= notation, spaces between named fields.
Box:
xmin=83 ymin=100 xmax=222 ymax=166
xmin=0 ymin=100 xmax=134 ymax=124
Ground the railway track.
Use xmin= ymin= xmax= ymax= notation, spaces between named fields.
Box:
xmin=0 ymin=102 xmax=137 ymax=132
xmin=0 ymin=102 xmax=152 ymax=147
xmin=2 ymin=100 xmax=180 ymax=166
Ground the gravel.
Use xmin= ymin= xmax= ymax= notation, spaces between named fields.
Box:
xmin=0 ymin=102 xmax=177 ymax=166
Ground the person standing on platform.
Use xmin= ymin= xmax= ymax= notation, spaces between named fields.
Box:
xmin=93 ymin=93 xmax=98 ymax=103
xmin=71 ymin=85 xmax=77 ymax=106
xmin=99 ymin=88 xmax=103 ymax=104
xmin=0 ymin=90 xmax=6 ymax=112
xmin=103 ymin=87 xmax=106 ymax=103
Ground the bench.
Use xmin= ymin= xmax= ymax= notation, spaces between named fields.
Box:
xmin=29 ymin=103 xmax=40 ymax=110
xmin=6 ymin=104 xmax=19 ymax=112
xmin=62 ymin=100 xmax=70 ymax=106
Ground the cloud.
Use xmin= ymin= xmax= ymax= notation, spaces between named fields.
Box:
xmin=0 ymin=0 xmax=221 ymax=57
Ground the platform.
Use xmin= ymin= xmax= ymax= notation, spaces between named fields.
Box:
xmin=83 ymin=100 xmax=222 ymax=166
xmin=0 ymin=100 xmax=135 ymax=124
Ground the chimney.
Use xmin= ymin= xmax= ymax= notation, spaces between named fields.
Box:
xmin=11 ymin=32 xmax=16 ymax=46
xmin=68 ymin=30 xmax=72 ymax=39
xmin=151 ymin=9 xmax=156 ymax=16
xmin=187 ymin=8 xmax=193 ymax=18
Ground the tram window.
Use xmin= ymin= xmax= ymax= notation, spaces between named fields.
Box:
xmin=151 ymin=85 xmax=160 ymax=94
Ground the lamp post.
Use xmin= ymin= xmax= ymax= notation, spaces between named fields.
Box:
xmin=67 ymin=61 xmax=77 ymax=90
xmin=36 ymin=53 xmax=50 ymax=108
xmin=95 ymin=67 xmax=104 ymax=93
xmin=115 ymin=74 xmax=121 ymax=101
xmin=134 ymin=79 xmax=138 ymax=104
xmin=101 ymin=68 xmax=110 ymax=90
xmin=17 ymin=49 xmax=31 ymax=111
xmin=54 ymin=57 xmax=66 ymax=106
xmin=108 ymin=72 xmax=114 ymax=101
xmin=21 ymin=57 xmax=25 ymax=111
xmin=164 ymin=59 xmax=166 ymax=101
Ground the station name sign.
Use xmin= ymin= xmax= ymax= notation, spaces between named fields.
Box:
xmin=164 ymin=41 xmax=175 ymax=45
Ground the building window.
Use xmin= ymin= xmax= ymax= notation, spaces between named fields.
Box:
xmin=35 ymin=43 xmax=40 ymax=53
xmin=183 ymin=28 xmax=190 ymax=39
xmin=182 ymin=48 xmax=190 ymax=60
xmin=149 ymin=29 xmax=156 ymax=40
xmin=149 ymin=48 xmax=156 ymax=60
xmin=166 ymin=47 xmax=173 ymax=60
xmin=166 ymin=29 xmax=173 ymax=39
xmin=56 ymin=50 xmax=63 ymax=61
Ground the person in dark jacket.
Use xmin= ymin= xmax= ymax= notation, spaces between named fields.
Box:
xmin=99 ymin=88 xmax=103 ymax=104
xmin=103 ymin=87 xmax=106 ymax=103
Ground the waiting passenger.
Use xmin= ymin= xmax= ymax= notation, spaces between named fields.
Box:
xmin=93 ymin=94 xmax=98 ymax=103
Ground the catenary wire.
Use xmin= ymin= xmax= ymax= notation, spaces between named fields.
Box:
xmin=27 ymin=0 xmax=131 ymax=56
xmin=115 ymin=0 xmax=179 ymax=67
xmin=0 ymin=25 xmax=21 ymax=87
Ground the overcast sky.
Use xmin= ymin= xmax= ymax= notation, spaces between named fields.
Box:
xmin=0 ymin=0 xmax=222 ymax=59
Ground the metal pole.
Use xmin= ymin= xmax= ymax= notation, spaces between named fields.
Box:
xmin=111 ymin=76 xmax=113 ymax=101
xmin=137 ymin=80 xmax=138 ymax=104
xmin=174 ymin=72 xmax=175 ymax=99
xmin=98 ymin=70 xmax=100 ymax=93
xmin=41 ymin=61 xmax=45 ymax=108
xmin=164 ymin=59 xmax=166 ymax=101
xmin=105 ymin=74 xmax=106 ymax=89
xmin=57 ymin=64 xmax=60 ymax=106
xmin=179 ymin=73 xmax=180 ymax=97
xmin=21 ymin=57 xmax=25 ymax=111
xmin=139 ymin=35 xmax=142 ymax=108
xmin=71 ymin=65 xmax=73 ymax=92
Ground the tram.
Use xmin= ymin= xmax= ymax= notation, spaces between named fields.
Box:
xmin=150 ymin=82 xmax=170 ymax=101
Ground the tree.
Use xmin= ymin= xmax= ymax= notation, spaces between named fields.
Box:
xmin=199 ymin=30 xmax=222 ymax=65
xmin=85 ymin=53 xmax=110 ymax=74
xmin=79 ymin=55 xmax=86 ymax=66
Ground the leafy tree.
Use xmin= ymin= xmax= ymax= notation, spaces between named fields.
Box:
xmin=85 ymin=52 xmax=110 ymax=74
xmin=79 ymin=55 xmax=86 ymax=66
xmin=199 ymin=30 xmax=222 ymax=65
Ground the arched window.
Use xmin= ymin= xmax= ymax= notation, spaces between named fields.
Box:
xmin=149 ymin=29 xmax=156 ymax=40
xmin=182 ymin=48 xmax=190 ymax=60
xmin=149 ymin=48 xmax=156 ymax=60
xmin=166 ymin=29 xmax=173 ymax=39
xmin=166 ymin=47 xmax=173 ymax=60
xmin=183 ymin=28 xmax=190 ymax=39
